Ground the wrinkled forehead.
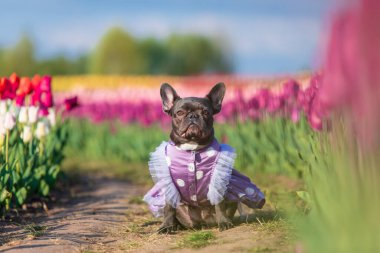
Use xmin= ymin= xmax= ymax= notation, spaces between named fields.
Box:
xmin=173 ymin=97 xmax=211 ymax=111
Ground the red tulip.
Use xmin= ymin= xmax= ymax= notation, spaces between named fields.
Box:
xmin=64 ymin=96 xmax=79 ymax=111
xmin=18 ymin=77 xmax=33 ymax=96
xmin=0 ymin=78 xmax=10 ymax=93
xmin=32 ymin=74 xmax=41 ymax=89
xmin=31 ymin=90 xmax=41 ymax=106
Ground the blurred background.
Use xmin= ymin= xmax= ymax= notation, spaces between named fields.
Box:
xmin=0 ymin=0 xmax=330 ymax=76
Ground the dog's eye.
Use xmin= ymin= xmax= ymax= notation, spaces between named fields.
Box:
xmin=176 ymin=111 xmax=185 ymax=116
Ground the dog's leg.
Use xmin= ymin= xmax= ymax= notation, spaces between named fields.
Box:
xmin=188 ymin=205 xmax=203 ymax=229
xmin=215 ymin=200 xmax=234 ymax=231
xmin=225 ymin=201 xmax=238 ymax=220
xmin=158 ymin=204 xmax=181 ymax=233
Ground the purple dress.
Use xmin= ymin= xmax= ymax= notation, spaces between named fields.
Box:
xmin=143 ymin=139 xmax=265 ymax=217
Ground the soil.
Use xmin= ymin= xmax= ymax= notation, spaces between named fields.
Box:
xmin=0 ymin=173 xmax=298 ymax=253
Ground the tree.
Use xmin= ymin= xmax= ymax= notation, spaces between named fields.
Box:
xmin=139 ymin=38 xmax=167 ymax=74
xmin=38 ymin=54 xmax=89 ymax=75
xmin=0 ymin=34 xmax=36 ymax=76
xmin=162 ymin=34 xmax=233 ymax=75
xmin=89 ymin=27 xmax=147 ymax=74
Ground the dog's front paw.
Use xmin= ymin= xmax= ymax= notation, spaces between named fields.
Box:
xmin=217 ymin=217 xmax=234 ymax=231
xmin=157 ymin=221 xmax=182 ymax=234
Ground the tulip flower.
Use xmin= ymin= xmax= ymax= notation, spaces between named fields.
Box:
xmin=48 ymin=108 xmax=56 ymax=126
xmin=28 ymin=106 xmax=39 ymax=124
xmin=15 ymin=95 xmax=25 ymax=106
xmin=64 ymin=96 xmax=79 ymax=111
xmin=0 ymin=100 xmax=7 ymax=115
xmin=18 ymin=106 xmax=28 ymax=123
xmin=39 ymin=76 xmax=52 ymax=92
xmin=40 ymin=91 xmax=53 ymax=108
xmin=38 ymin=107 xmax=49 ymax=117
xmin=32 ymin=74 xmax=41 ymax=89
xmin=0 ymin=78 xmax=10 ymax=93
xmin=21 ymin=125 xmax=32 ymax=143
xmin=35 ymin=120 xmax=50 ymax=139
xmin=4 ymin=112 xmax=16 ymax=130
xmin=291 ymin=107 xmax=300 ymax=123
xmin=31 ymin=90 xmax=41 ymax=106
xmin=18 ymin=77 xmax=33 ymax=96
xmin=9 ymin=73 xmax=20 ymax=92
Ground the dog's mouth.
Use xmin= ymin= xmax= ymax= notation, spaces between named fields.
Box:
xmin=181 ymin=124 xmax=203 ymax=139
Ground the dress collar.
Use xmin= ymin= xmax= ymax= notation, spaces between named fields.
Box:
xmin=168 ymin=139 xmax=220 ymax=153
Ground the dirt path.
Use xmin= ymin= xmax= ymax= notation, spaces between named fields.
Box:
xmin=0 ymin=175 xmax=143 ymax=253
xmin=0 ymin=173 xmax=297 ymax=253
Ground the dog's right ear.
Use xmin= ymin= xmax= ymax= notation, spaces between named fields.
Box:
xmin=160 ymin=83 xmax=180 ymax=114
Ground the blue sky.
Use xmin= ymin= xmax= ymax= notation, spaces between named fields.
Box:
xmin=0 ymin=0 xmax=332 ymax=75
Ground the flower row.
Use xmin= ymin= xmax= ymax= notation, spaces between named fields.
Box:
xmin=58 ymin=74 xmax=323 ymax=130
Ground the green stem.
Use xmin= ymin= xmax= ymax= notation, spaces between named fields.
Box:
xmin=5 ymin=129 xmax=9 ymax=170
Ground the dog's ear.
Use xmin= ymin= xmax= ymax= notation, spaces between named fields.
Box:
xmin=160 ymin=83 xmax=180 ymax=114
xmin=206 ymin=82 xmax=226 ymax=114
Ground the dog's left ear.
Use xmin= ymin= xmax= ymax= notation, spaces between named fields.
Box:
xmin=206 ymin=82 xmax=226 ymax=114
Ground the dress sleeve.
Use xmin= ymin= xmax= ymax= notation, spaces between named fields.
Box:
xmin=207 ymin=144 xmax=236 ymax=205
xmin=143 ymin=141 xmax=181 ymax=212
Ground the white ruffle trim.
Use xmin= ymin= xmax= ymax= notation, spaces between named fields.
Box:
xmin=144 ymin=141 xmax=181 ymax=208
xmin=207 ymin=144 xmax=236 ymax=205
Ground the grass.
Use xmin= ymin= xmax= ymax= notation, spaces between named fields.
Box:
xmin=109 ymin=163 xmax=300 ymax=252
xmin=296 ymin=120 xmax=380 ymax=252
xmin=24 ymin=223 xmax=47 ymax=238
xmin=65 ymin=117 xmax=315 ymax=180
xmin=178 ymin=231 xmax=216 ymax=248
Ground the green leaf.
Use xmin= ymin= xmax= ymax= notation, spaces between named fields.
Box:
xmin=296 ymin=191 xmax=312 ymax=205
xmin=39 ymin=179 xmax=50 ymax=196
xmin=0 ymin=188 xmax=12 ymax=202
xmin=15 ymin=187 xmax=27 ymax=205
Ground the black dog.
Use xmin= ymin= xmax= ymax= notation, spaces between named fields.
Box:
xmin=144 ymin=83 xmax=265 ymax=233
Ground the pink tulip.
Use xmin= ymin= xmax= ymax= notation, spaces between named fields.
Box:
xmin=40 ymin=91 xmax=54 ymax=108
xmin=15 ymin=95 xmax=25 ymax=106
xmin=38 ymin=107 xmax=49 ymax=117
xmin=40 ymin=76 xmax=52 ymax=92
xmin=320 ymin=0 xmax=380 ymax=146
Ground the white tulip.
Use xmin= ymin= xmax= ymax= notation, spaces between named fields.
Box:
xmin=0 ymin=100 xmax=7 ymax=115
xmin=18 ymin=106 xmax=28 ymax=123
xmin=48 ymin=108 xmax=56 ymax=127
xmin=35 ymin=120 xmax=50 ymax=139
xmin=21 ymin=125 xmax=32 ymax=143
xmin=28 ymin=106 xmax=39 ymax=124
xmin=4 ymin=112 xmax=16 ymax=130
xmin=9 ymin=104 xmax=20 ymax=116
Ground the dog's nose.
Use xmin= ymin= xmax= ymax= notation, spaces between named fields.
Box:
xmin=188 ymin=113 xmax=199 ymax=119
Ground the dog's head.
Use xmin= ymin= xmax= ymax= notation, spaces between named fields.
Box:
xmin=160 ymin=83 xmax=226 ymax=147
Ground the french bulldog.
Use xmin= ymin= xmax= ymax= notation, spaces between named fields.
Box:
xmin=155 ymin=82 xmax=265 ymax=233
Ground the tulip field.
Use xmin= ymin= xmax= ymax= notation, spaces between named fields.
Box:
xmin=59 ymin=74 xmax=322 ymax=181
xmin=0 ymin=74 xmax=76 ymax=214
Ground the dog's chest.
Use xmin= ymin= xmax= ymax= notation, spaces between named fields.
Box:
xmin=166 ymin=141 xmax=220 ymax=206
